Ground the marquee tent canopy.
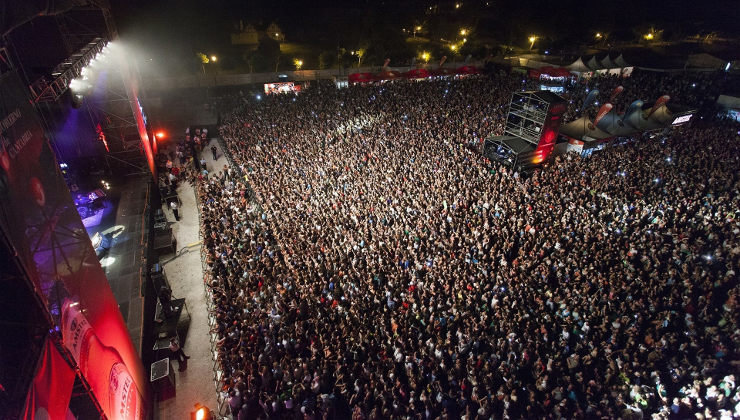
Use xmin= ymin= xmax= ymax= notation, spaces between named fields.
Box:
xmin=614 ymin=54 xmax=629 ymax=67
xmin=348 ymin=72 xmax=375 ymax=83
xmin=600 ymin=55 xmax=616 ymax=69
xmin=567 ymin=57 xmax=592 ymax=73
xmin=430 ymin=67 xmax=456 ymax=76
xmin=587 ymin=56 xmax=602 ymax=70
xmin=456 ymin=65 xmax=480 ymax=75
xmin=560 ymin=116 xmax=612 ymax=141
xmin=403 ymin=68 xmax=430 ymax=79
xmin=375 ymin=70 xmax=401 ymax=80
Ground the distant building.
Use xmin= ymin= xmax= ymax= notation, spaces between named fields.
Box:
xmin=231 ymin=20 xmax=258 ymax=46
xmin=266 ymin=23 xmax=284 ymax=42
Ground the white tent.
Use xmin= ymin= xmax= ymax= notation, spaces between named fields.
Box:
xmin=600 ymin=55 xmax=616 ymax=69
xmin=586 ymin=56 xmax=602 ymax=70
xmin=560 ymin=116 xmax=612 ymax=141
xmin=614 ymin=54 xmax=629 ymax=67
xmin=567 ymin=57 xmax=591 ymax=73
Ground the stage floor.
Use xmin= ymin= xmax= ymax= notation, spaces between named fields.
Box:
xmin=82 ymin=174 xmax=150 ymax=354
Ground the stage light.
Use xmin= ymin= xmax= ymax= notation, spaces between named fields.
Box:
xmin=191 ymin=403 xmax=212 ymax=420
xmin=156 ymin=131 xmax=166 ymax=139
xmin=100 ymin=256 xmax=116 ymax=267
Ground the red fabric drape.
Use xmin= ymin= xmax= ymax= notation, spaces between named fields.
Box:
xmin=22 ymin=339 xmax=76 ymax=419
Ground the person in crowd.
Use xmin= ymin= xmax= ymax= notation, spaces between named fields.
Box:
xmin=187 ymin=72 xmax=738 ymax=419
xmin=170 ymin=199 xmax=180 ymax=221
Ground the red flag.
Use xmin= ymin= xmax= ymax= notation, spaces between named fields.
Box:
xmin=22 ymin=339 xmax=76 ymax=420
xmin=594 ymin=103 xmax=613 ymax=126
xmin=647 ymin=95 xmax=670 ymax=118
xmin=609 ymin=86 xmax=624 ymax=102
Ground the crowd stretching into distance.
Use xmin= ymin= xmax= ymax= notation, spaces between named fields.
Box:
xmin=187 ymin=70 xmax=738 ymax=419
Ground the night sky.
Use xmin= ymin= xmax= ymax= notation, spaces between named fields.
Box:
xmin=104 ymin=0 xmax=739 ymax=76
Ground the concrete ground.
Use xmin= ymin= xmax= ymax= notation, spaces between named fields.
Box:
xmin=155 ymin=138 xmax=229 ymax=419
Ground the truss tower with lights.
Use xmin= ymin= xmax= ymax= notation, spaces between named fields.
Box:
xmin=484 ymin=90 xmax=566 ymax=172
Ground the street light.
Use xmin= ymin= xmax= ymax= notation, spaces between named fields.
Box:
xmin=595 ymin=32 xmax=602 ymax=39
xmin=460 ymin=29 xmax=467 ymax=36
xmin=294 ymin=58 xmax=303 ymax=70
xmin=421 ymin=51 xmax=430 ymax=63
xmin=211 ymin=55 xmax=217 ymax=62
xmin=528 ymin=35 xmax=537 ymax=50
xmin=644 ymin=32 xmax=654 ymax=40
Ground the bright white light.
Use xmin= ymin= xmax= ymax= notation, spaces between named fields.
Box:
xmin=654 ymin=178 xmax=660 ymax=183
xmin=704 ymin=255 xmax=713 ymax=261
xmin=100 ymin=256 xmax=116 ymax=267
xmin=256 ymin=94 xmax=262 ymax=100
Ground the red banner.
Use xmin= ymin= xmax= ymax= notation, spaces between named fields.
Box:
xmin=22 ymin=339 xmax=76 ymax=420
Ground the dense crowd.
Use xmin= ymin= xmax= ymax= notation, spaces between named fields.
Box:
xmin=561 ymin=69 xmax=732 ymax=122
xmin=195 ymin=73 xmax=739 ymax=419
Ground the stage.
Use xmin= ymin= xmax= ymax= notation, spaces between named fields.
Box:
xmin=80 ymin=174 xmax=153 ymax=354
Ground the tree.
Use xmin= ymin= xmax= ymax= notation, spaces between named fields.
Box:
xmin=318 ymin=51 xmax=335 ymax=70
